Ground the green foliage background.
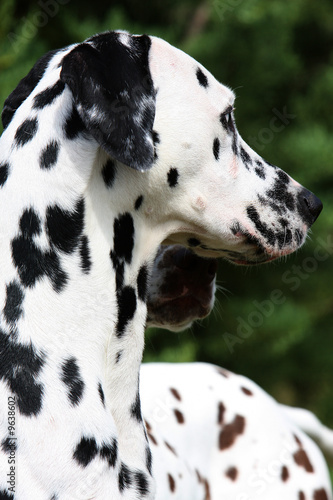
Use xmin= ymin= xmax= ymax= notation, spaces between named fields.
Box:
xmin=1 ymin=0 xmax=332 ymax=462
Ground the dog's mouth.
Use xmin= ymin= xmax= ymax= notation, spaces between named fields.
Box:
xmin=186 ymin=223 xmax=306 ymax=266
xmin=147 ymin=246 xmax=217 ymax=329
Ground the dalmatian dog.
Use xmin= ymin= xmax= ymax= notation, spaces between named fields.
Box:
xmin=143 ymin=245 xmax=333 ymax=500
xmin=0 ymin=31 xmax=323 ymax=499
xmin=140 ymin=363 xmax=333 ymax=500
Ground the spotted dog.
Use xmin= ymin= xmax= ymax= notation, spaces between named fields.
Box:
xmin=0 ymin=31 xmax=322 ymax=499
xmin=143 ymin=246 xmax=332 ymax=499
xmin=141 ymin=363 xmax=333 ymax=500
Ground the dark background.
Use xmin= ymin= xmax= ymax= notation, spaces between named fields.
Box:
xmin=1 ymin=0 xmax=332 ymax=470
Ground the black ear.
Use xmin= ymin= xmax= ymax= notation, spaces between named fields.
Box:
xmin=60 ymin=32 xmax=156 ymax=171
xmin=2 ymin=50 xmax=58 ymax=130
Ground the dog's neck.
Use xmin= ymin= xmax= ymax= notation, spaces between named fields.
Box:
xmin=0 ymin=66 xmax=161 ymax=472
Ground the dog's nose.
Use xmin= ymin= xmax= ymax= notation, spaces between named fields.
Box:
xmin=297 ymin=188 xmax=323 ymax=226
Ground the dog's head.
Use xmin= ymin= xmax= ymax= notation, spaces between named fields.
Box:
xmin=2 ymin=31 xmax=322 ymax=266
xmin=146 ymin=36 xmax=322 ymax=264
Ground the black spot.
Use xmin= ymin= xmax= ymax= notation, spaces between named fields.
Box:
xmin=3 ymin=281 xmax=24 ymax=326
xmin=1 ymin=437 xmax=17 ymax=453
xmin=14 ymin=118 xmax=38 ymax=147
xmin=231 ymin=134 xmax=238 ymax=156
xmin=134 ymin=195 xmax=144 ymax=211
xmin=43 ymin=251 xmax=69 ymax=292
xmin=113 ymin=213 xmax=135 ymax=265
xmin=110 ymin=250 xmax=125 ymax=292
xmin=118 ymin=462 xmax=132 ymax=492
xmin=73 ymin=436 xmax=98 ymax=467
xmin=265 ymin=160 xmax=277 ymax=169
xmin=134 ymin=471 xmax=150 ymax=496
xmin=276 ymin=228 xmax=292 ymax=248
xmin=152 ymin=130 xmax=160 ymax=161
xmin=131 ymin=391 xmax=142 ymax=422
xmin=79 ymin=235 xmax=92 ymax=274
xmin=116 ymin=286 xmax=137 ymax=337
xmin=137 ymin=265 xmax=148 ymax=302
xmin=98 ymin=382 xmax=105 ymax=406
xmin=61 ymin=357 xmax=84 ymax=406
xmin=0 ymin=490 xmax=14 ymax=499
xmin=255 ymin=160 xmax=266 ymax=180
xmin=102 ymin=158 xmax=117 ymax=188
xmin=152 ymin=131 xmax=160 ymax=145
xmin=0 ymin=162 xmax=10 ymax=187
xmin=115 ymin=350 xmax=123 ymax=363
xmin=196 ymin=67 xmax=209 ymax=88
xmin=0 ymin=328 xmax=45 ymax=415
xmin=46 ymin=198 xmax=85 ymax=254
xmin=2 ymin=49 xmax=58 ymax=129
xmin=295 ymin=229 xmax=304 ymax=245
xmin=100 ymin=438 xmax=118 ymax=467
xmin=230 ymin=222 xmax=240 ymax=235
xmin=33 ymin=80 xmax=65 ymax=109
xmin=246 ymin=205 xmax=276 ymax=246
xmin=277 ymin=169 xmax=290 ymax=185
xmin=278 ymin=218 xmax=289 ymax=227
xmin=11 ymin=208 xmax=68 ymax=292
xmin=213 ymin=137 xmax=220 ymax=160
xmin=39 ymin=141 xmax=60 ymax=170
xmin=240 ymin=146 xmax=252 ymax=169
xmin=167 ymin=168 xmax=179 ymax=188
xmin=20 ymin=207 xmax=42 ymax=237
xmin=266 ymin=175 xmax=295 ymax=212
xmin=64 ymin=106 xmax=86 ymax=140
xmin=188 ymin=238 xmax=201 ymax=247
xmin=12 ymin=233 xmax=68 ymax=291
xmin=146 ymin=445 xmax=153 ymax=475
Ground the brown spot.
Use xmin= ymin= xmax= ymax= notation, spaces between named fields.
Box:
xmin=241 ymin=386 xmax=253 ymax=396
xmin=217 ymin=402 xmax=226 ymax=425
xmin=294 ymin=433 xmax=303 ymax=447
xmin=219 ymin=415 xmax=246 ymax=451
xmin=168 ymin=473 xmax=176 ymax=492
xmin=196 ymin=469 xmax=211 ymax=500
xmin=144 ymin=420 xmax=158 ymax=445
xmin=147 ymin=431 xmax=157 ymax=446
xmin=281 ymin=465 xmax=289 ymax=482
xmin=225 ymin=466 xmax=238 ymax=481
xmin=170 ymin=387 xmax=181 ymax=401
xmin=174 ymin=409 xmax=185 ymax=424
xmin=293 ymin=449 xmax=314 ymax=473
xmin=164 ymin=441 xmax=177 ymax=456
xmin=313 ymin=488 xmax=329 ymax=500
xmin=144 ymin=420 xmax=152 ymax=432
xmin=203 ymin=478 xmax=211 ymax=500
xmin=216 ymin=367 xmax=229 ymax=378
xmin=298 ymin=492 xmax=306 ymax=500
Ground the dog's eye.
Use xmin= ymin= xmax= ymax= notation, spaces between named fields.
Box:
xmin=220 ymin=107 xmax=235 ymax=131
xmin=226 ymin=112 xmax=233 ymax=124
xmin=226 ymin=108 xmax=235 ymax=123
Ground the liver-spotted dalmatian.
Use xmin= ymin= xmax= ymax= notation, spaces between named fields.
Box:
xmin=143 ymin=245 xmax=333 ymax=500
xmin=0 ymin=31 xmax=322 ymax=498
